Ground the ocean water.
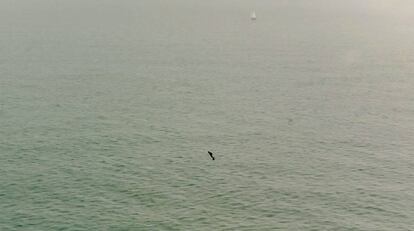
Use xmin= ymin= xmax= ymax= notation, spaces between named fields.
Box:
xmin=1 ymin=0 xmax=414 ymax=230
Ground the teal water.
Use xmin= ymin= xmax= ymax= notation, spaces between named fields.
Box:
xmin=1 ymin=0 xmax=414 ymax=230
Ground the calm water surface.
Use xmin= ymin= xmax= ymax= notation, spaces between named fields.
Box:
xmin=1 ymin=0 xmax=413 ymax=230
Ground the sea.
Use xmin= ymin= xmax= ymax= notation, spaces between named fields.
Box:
xmin=1 ymin=0 xmax=413 ymax=230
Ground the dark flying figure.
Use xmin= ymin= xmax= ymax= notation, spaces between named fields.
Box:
xmin=208 ymin=151 xmax=215 ymax=160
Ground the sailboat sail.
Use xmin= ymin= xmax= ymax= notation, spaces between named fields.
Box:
xmin=251 ymin=11 xmax=256 ymax=20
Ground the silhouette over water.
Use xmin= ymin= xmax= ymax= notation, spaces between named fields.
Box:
xmin=208 ymin=151 xmax=215 ymax=160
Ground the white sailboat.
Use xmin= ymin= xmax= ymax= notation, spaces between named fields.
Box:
xmin=251 ymin=11 xmax=256 ymax=20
